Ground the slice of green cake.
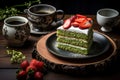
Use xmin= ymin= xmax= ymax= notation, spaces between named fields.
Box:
xmin=56 ymin=14 xmax=93 ymax=55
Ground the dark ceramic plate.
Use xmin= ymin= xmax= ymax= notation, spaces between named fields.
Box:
xmin=46 ymin=32 xmax=111 ymax=59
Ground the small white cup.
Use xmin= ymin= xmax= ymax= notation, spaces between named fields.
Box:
xmin=96 ymin=8 xmax=119 ymax=32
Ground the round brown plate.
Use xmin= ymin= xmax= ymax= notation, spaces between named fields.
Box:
xmin=35 ymin=31 xmax=117 ymax=74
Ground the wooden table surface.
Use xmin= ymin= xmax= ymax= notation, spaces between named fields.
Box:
xmin=0 ymin=15 xmax=120 ymax=80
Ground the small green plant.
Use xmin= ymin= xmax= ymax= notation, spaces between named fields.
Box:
xmin=0 ymin=0 xmax=41 ymax=21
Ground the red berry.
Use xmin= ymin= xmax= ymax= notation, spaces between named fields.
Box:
xmin=36 ymin=61 xmax=44 ymax=71
xmin=20 ymin=60 xmax=29 ymax=70
xmin=34 ymin=71 xmax=43 ymax=80
xmin=16 ymin=70 xmax=27 ymax=80
xmin=26 ymin=65 xmax=37 ymax=74
xmin=30 ymin=59 xmax=39 ymax=67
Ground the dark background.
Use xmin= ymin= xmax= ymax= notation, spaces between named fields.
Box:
xmin=0 ymin=0 xmax=119 ymax=15
xmin=40 ymin=0 xmax=119 ymax=15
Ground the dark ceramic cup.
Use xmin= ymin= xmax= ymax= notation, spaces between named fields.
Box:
xmin=25 ymin=4 xmax=64 ymax=31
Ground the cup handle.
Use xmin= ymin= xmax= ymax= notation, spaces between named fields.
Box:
xmin=55 ymin=10 xmax=64 ymax=22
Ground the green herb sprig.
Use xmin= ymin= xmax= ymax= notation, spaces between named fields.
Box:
xmin=0 ymin=0 xmax=41 ymax=21
xmin=0 ymin=7 xmax=21 ymax=21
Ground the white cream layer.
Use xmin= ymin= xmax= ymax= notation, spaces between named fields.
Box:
xmin=57 ymin=26 xmax=90 ymax=35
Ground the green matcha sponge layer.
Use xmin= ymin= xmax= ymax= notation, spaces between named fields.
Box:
xmin=57 ymin=36 xmax=88 ymax=48
xmin=57 ymin=43 xmax=88 ymax=55
xmin=57 ymin=29 xmax=88 ymax=40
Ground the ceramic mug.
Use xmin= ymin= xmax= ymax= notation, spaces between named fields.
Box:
xmin=25 ymin=4 xmax=64 ymax=32
xmin=2 ymin=16 xmax=30 ymax=47
xmin=96 ymin=8 xmax=120 ymax=32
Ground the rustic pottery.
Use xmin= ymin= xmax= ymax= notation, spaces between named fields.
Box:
xmin=97 ymin=8 xmax=120 ymax=32
xmin=25 ymin=4 xmax=64 ymax=32
xmin=2 ymin=16 xmax=30 ymax=47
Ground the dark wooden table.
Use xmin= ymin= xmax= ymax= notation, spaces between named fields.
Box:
xmin=0 ymin=15 xmax=120 ymax=80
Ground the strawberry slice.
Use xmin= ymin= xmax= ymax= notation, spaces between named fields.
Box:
xmin=69 ymin=15 xmax=76 ymax=22
xmin=62 ymin=14 xmax=92 ymax=29
xmin=74 ymin=17 xmax=87 ymax=23
xmin=87 ymin=18 xmax=92 ymax=21
xmin=71 ymin=22 xmax=79 ymax=27
xmin=79 ymin=19 xmax=92 ymax=29
xmin=63 ymin=19 xmax=71 ymax=29
xmin=76 ymin=14 xmax=86 ymax=18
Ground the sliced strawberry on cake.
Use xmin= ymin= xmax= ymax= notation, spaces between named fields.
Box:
xmin=79 ymin=18 xmax=93 ymax=29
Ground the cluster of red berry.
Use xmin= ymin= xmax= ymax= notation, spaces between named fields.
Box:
xmin=63 ymin=14 xmax=93 ymax=29
xmin=16 ymin=59 xmax=44 ymax=80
